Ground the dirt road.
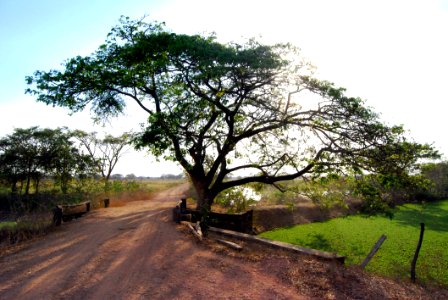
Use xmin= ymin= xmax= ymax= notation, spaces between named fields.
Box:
xmin=0 ymin=184 xmax=306 ymax=299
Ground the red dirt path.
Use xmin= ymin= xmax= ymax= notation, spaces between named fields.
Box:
xmin=0 ymin=184 xmax=305 ymax=299
xmin=1 ymin=184 xmax=446 ymax=299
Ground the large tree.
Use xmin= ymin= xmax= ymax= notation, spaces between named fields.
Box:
xmin=26 ymin=17 xmax=437 ymax=211
xmin=0 ymin=127 xmax=93 ymax=195
xmin=0 ymin=127 xmax=39 ymax=195
xmin=73 ymin=130 xmax=131 ymax=189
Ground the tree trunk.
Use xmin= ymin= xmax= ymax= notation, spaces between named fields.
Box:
xmin=11 ymin=180 xmax=18 ymax=194
xmin=25 ymin=175 xmax=31 ymax=195
xmin=35 ymin=177 xmax=40 ymax=194
xmin=191 ymin=179 xmax=213 ymax=212
xmin=61 ymin=178 xmax=69 ymax=194
xmin=19 ymin=180 xmax=24 ymax=195
xmin=195 ymin=190 xmax=212 ymax=212
xmin=104 ymin=177 xmax=111 ymax=193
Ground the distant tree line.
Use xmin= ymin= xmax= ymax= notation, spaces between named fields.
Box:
xmin=110 ymin=173 xmax=184 ymax=180
xmin=420 ymin=161 xmax=448 ymax=200
xmin=252 ymin=160 xmax=448 ymax=216
xmin=354 ymin=160 xmax=448 ymax=212
xmin=0 ymin=127 xmax=132 ymax=196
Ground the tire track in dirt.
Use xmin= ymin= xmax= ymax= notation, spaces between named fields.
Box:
xmin=0 ymin=184 xmax=306 ymax=299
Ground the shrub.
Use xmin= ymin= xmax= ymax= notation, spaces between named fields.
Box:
xmin=215 ymin=186 xmax=261 ymax=213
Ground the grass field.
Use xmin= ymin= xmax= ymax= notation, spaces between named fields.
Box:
xmin=0 ymin=221 xmax=17 ymax=230
xmin=260 ymin=200 xmax=448 ymax=286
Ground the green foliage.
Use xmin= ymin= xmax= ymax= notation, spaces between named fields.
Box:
xmin=0 ymin=127 xmax=96 ymax=196
xmin=266 ymin=189 xmax=299 ymax=206
xmin=215 ymin=186 xmax=260 ymax=213
xmin=0 ymin=177 xmax=185 ymax=213
xmin=256 ymin=172 xmax=437 ymax=216
xmin=352 ymin=175 xmax=393 ymax=216
xmin=0 ymin=213 xmax=53 ymax=244
xmin=107 ymin=179 xmax=141 ymax=193
xmin=301 ymin=177 xmax=351 ymax=210
xmin=26 ymin=16 xmax=439 ymax=212
xmin=361 ymin=140 xmax=439 ymax=175
xmin=0 ymin=221 xmax=17 ymax=230
xmin=255 ymin=178 xmax=352 ymax=210
xmin=420 ymin=161 xmax=448 ymax=199
xmin=352 ymin=172 xmax=433 ymax=216
xmin=73 ymin=130 xmax=133 ymax=188
xmin=260 ymin=200 xmax=448 ymax=286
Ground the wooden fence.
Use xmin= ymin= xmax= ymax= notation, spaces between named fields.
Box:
xmin=173 ymin=198 xmax=254 ymax=233
xmin=52 ymin=201 xmax=90 ymax=225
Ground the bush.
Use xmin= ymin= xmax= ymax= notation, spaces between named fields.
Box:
xmin=0 ymin=212 xmax=53 ymax=244
xmin=421 ymin=162 xmax=448 ymax=200
xmin=215 ymin=186 xmax=261 ymax=213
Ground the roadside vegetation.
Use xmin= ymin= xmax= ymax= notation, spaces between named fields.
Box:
xmin=0 ymin=126 xmax=185 ymax=245
xmin=2 ymin=15 xmax=447 ymax=290
xmin=0 ymin=212 xmax=53 ymax=244
xmin=0 ymin=177 xmax=185 ymax=246
xmin=27 ymin=17 xmax=439 ymax=215
xmin=215 ymin=160 xmax=448 ymax=216
xmin=260 ymin=200 xmax=448 ymax=287
xmin=0 ymin=126 xmax=185 ymax=211
xmin=211 ymin=161 xmax=448 ymax=287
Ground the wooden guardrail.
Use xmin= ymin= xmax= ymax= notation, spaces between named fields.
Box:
xmin=52 ymin=201 xmax=90 ymax=226
xmin=172 ymin=198 xmax=254 ymax=233
xmin=209 ymin=226 xmax=345 ymax=263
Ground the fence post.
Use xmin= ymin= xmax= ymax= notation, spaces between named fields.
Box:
xmin=52 ymin=206 xmax=62 ymax=226
xmin=172 ymin=206 xmax=181 ymax=223
xmin=242 ymin=210 xmax=253 ymax=233
xmin=411 ymin=223 xmax=425 ymax=283
xmin=360 ymin=234 xmax=387 ymax=269
xmin=180 ymin=198 xmax=187 ymax=213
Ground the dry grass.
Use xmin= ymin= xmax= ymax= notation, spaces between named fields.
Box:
xmin=106 ymin=179 xmax=186 ymax=207
xmin=0 ymin=212 xmax=54 ymax=246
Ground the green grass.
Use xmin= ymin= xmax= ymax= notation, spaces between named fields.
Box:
xmin=0 ymin=221 xmax=17 ymax=230
xmin=260 ymin=200 xmax=448 ymax=286
xmin=1 ymin=214 xmax=54 ymax=244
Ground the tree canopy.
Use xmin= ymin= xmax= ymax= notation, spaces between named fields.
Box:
xmin=73 ymin=130 xmax=132 ymax=188
xmin=26 ymin=17 xmax=438 ymax=211
xmin=0 ymin=127 xmax=93 ymax=195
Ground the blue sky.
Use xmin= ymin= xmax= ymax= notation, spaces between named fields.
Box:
xmin=1 ymin=0 xmax=447 ymax=176
xmin=0 ymin=0 xmax=162 ymax=113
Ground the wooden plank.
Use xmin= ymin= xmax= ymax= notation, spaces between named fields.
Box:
xmin=61 ymin=204 xmax=86 ymax=215
xmin=172 ymin=206 xmax=181 ymax=223
xmin=186 ymin=222 xmax=203 ymax=241
xmin=209 ymin=226 xmax=345 ymax=263
xmin=360 ymin=234 xmax=387 ymax=269
xmin=194 ymin=221 xmax=203 ymax=237
xmin=52 ymin=206 xmax=62 ymax=226
xmin=58 ymin=201 xmax=91 ymax=222
xmin=183 ymin=209 xmax=254 ymax=233
xmin=216 ymin=239 xmax=243 ymax=251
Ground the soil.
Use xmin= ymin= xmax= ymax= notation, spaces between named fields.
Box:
xmin=0 ymin=184 xmax=446 ymax=299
